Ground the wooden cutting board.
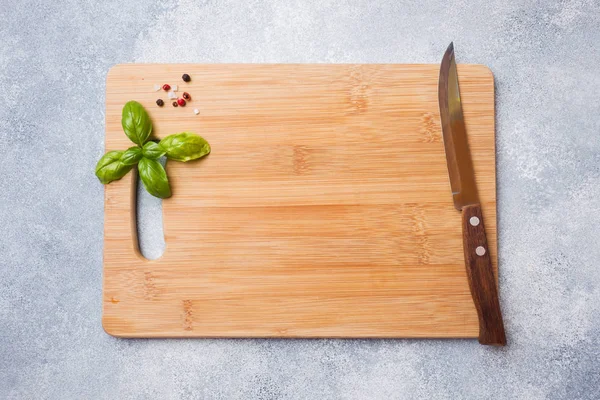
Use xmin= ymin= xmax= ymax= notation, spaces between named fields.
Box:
xmin=102 ymin=64 xmax=496 ymax=338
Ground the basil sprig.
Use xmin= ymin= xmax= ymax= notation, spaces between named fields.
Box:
xmin=95 ymin=151 xmax=134 ymax=184
xmin=159 ymin=132 xmax=211 ymax=161
xmin=95 ymin=100 xmax=211 ymax=198
xmin=138 ymin=157 xmax=171 ymax=198
xmin=142 ymin=142 xmax=166 ymax=160
xmin=122 ymin=101 xmax=153 ymax=146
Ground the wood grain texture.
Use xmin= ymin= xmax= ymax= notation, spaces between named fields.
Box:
xmin=461 ymin=204 xmax=506 ymax=345
xmin=102 ymin=64 xmax=497 ymax=338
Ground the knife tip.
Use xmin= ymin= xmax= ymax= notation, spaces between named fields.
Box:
xmin=442 ymin=42 xmax=455 ymax=63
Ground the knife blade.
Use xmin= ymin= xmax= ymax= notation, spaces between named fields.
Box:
xmin=439 ymin=42 xmax=507 ymax=346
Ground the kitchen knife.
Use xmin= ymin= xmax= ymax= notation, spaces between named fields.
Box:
xmin=438 ymin=42 xmax=507 ymax=346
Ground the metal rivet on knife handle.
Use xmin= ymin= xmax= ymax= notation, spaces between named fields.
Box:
xmin=470 ymin=216 xmax=480 ymax=226
xmin=475 ymin=246 xmax=486 ymax=256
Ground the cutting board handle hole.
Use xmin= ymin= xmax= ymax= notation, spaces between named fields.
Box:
xmin=135 ymin=158 xmax=166 ymax=260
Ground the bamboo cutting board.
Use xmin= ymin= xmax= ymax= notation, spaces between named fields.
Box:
xmin=102 ymin=64 xmax=496 ymax=338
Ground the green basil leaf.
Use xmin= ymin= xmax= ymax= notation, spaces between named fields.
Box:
xmin=121 ymin=100 xmax=152 ymax=146
xmin=95 ymin=150 xmax=134 ymax=184
xmin=142 ymin=141 xmax=166 ymax=160
xmin=121 ymin=146 xmax=143 ymax=165
xmin=138 ymin=157 xmax=172 ymax=198
xmin=159 ymin=132 xmax=211 ymax=162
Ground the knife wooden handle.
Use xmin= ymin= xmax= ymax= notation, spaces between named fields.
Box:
xmin=462 ymin=204 xmax=507 ymax=346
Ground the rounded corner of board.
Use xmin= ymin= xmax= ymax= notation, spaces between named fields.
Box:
xmin=106 ymin=64 xmax=129 ymax=83
xmin=101 ymin=314 xmax=130 ymax=338
xmin=473 ymin=64 xmax=495 ymax=84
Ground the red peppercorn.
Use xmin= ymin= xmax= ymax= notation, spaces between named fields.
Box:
xmin=182 ymin=92 xmax=191 ymax=100
xmin=172 ymin=101 xmax=178 ymax=107
xmin=177 ymin=98 xmax=186 ymax=106
xmin=162 ymin=84 xmax=171 ymax=91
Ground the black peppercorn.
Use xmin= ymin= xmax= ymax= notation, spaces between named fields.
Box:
xmin=182 ymin=92 xmax=191 ymax=100
xmin=172 ymin=101 xmax=178 ymax=107
xmin=156 ymin=99 xmax=164 ymax=107
xmin=182 ymin=74 xmax=191 ymax=82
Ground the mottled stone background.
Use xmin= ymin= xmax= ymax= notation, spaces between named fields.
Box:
xmin=1 ymin=1 xmax=599 ymax=399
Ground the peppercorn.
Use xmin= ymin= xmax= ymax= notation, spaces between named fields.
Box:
xmin=156 ymin=99 xmax=164 ymax=107
xmin=172 ymin=101 xmax=178 ymax=107
xmin=162 ymin=84 xmax=171 ymax=91
xmin=177 ymin=98 xmax=186 ymax=107
xmin=182 ymin=74 xmax=191 ymax=82
xmin=182 ymin=92 xmax=191 ymax=100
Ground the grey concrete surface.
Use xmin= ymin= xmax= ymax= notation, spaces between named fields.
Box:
xmin=1 ymin=0 xmax=599 ymax=398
